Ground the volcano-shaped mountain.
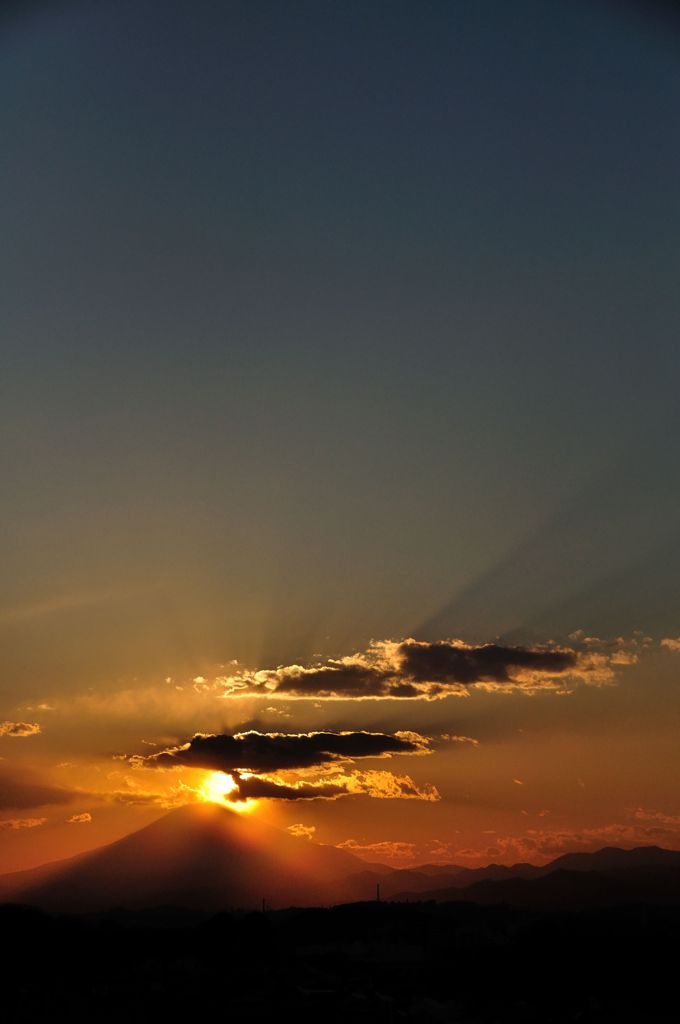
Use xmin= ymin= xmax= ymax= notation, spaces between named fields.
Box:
xmin=0 ymin=803 xmax=366 ymax=913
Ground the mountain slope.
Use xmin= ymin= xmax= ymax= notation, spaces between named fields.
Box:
xmin=0 ymin=803 xmax=365 ymax=912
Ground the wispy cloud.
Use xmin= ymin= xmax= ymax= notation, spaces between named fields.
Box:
xmin=0 ymin=817 xmax=46 ymax=830
xmin=337 ymin=838 xmax=418 ymax=862
xmin=287 ymin=823 xmax=316 ymax=839
xmin=0 ymin=584 xmax=155 ymax=625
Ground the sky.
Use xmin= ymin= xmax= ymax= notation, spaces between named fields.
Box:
xmin=1 ymin=0 xmax=680 ymax=874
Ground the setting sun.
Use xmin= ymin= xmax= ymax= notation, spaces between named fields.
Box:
xmin=198 ymin=771 xmax=257 ymax=813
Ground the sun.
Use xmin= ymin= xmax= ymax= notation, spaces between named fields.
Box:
xmin=198 ymin=771 xmax=257 ymax=813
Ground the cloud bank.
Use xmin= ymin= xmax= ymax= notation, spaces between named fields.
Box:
xmin=132 ymin=729 xmax=430 ymax=773
xmin=212 ymin=638 xmax=619 ymax=701
xmin=127 ymin=730 xmax=439 ymax=804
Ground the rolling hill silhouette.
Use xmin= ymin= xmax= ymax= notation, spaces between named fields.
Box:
xmin=0 ymin=803 xmax=366 ymax=912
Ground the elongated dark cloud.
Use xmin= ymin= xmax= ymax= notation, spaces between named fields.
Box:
xmin=227 ymin=774 xmax=349 ymax=802
xmin=125 ymin=731 xmax=439 ymax=804
xmin=132 ymin=729 xmax=430 ymax=773
xmin=398 ymin=641 xmax=575 ymax=684
xmin=224 ymin=770 xmax=439 ymax=803
xmin=0 ymin=771 xmax=79 ymax=811
xmin=214 ymin=638 xmax=620 ymax=700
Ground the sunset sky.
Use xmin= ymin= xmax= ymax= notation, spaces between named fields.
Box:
xmin=2 ymin=0 xmax=680 ymax=875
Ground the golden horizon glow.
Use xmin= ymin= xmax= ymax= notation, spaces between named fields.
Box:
xmin=198 ymin=770 xmax=258 ymax=814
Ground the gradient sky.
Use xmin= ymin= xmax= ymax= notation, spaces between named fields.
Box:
xmin=2 ymin=0 xmax=680 ymax=873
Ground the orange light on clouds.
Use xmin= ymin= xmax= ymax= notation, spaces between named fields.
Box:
xmin=198 ymin=771 xmax=257 ymax=813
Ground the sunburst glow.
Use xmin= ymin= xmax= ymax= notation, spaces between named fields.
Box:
xmin=198 ymin=771 xmax=258 ymax=813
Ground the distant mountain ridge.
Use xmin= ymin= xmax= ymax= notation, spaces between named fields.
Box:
xmin=2 ymin=804 xmax=680 ymax=913
xmin=391 ymin=846 xmax=680 ymax=908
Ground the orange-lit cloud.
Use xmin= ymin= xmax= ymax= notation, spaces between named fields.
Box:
xmin=123 ymin=728 xmax=440 ymax=805
xmin=337 ymin=838 xmax=418 ymax=862
xmin=67 ymin=812 xmax=92 ymax=824
xmin=630 ymin=806 xmax=680 ymax=826
xmin=440 ymin=734 xmax=479 ymax=745
xmin=287 ymin=823 xmax=316 ymax=839
xmin=0 ymin=721 xmax=41 ymax=737
xmin=224 ymin=768 xmax=440 ymax=803
xmin=213 ymin=638 xmax=630 ymax=701
xmin=0 ymin=817 xmax=46 ymax=830
xmin=332 ymin=769 xmax=439 ymax=801
xmin=453 ymin=817 xmax=680 ymax=865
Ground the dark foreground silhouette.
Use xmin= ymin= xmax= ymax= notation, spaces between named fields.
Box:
xmin=2 ymin=899 xmax=678 ymax=1023
xmin=4 ymin=810 xmax=680 ymax=1021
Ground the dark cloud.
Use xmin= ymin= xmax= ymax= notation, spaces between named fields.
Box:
xmin=0 ymin=771 xmax=79 ymax=811
xmin=398 ymin=641 xmax=576 ymax=684
xmin=216 ymin=638 xmax=615 ymax=700
xmin=227 ymin=774 xmax=349 ymax=802
xmin=223 ymin=769 xmax=439 ymax=803
xmin=133 ymin=729 xmax=429 ymax=773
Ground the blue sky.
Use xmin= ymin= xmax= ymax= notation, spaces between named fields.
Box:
xmin=2 ymin=0 xmax=679 ymax=690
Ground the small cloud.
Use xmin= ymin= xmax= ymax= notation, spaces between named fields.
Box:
xmin=0 ymin=721 xmax=41 ymax=738
xmin=513 ymin=778 xmax=524 ymax=786
xmin=67 ymin=812 xmax=92 ymax=824
xmin=661 ymin=638 xmax=680 ymax=652
xmin=427 ymin=840 xmax=454 ymax=859
xmin=440 ymin=734 xmax=479 ymax=745
xmin=336 ymin=769 xmax=440 ymax=802
xmin=287 ymin=823 xmax=316 ymax=840
xmin=0 ymin=817 xmax=46 ymax=830
xmin=630 ymin=806 xmax=680 ymax=826
xmin=337 ymin=838 xmax=417 ymax=863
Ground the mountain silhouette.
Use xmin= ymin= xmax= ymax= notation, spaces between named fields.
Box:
xmin=0 ymin=803 xmax=365 ymax=912
xmin=392 ymin=846 xmax=680 ymax=907
xmin=4 ymin=808 xmax=680 ymax=914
